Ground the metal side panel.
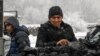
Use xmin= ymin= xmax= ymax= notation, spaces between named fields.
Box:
xmin=0 ymin=37 xmax=4 ymax=56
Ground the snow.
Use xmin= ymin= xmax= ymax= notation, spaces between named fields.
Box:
xmin=22 ymin=24 xmax=40 ymax=28
xmin=75 ymin=32 xmax=87 ymax=39
xmin=29 ymin=34 xmax=37 ymax=47
xmin=3 ymin=13 xmax=15 ymax=16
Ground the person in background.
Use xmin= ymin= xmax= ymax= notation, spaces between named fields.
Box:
xmin=4 ymin=16 xmax=30 ymax=56
xmin=36 ymin=6 xmax=77 ymax=47
xmin=85 ymin=25 xmax=100 ymax=44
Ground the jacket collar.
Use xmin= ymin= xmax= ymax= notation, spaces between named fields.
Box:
xmin=47 ymin=21 xmax=65 ymax=29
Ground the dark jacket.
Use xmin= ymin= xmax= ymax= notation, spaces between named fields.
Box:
xmin=5 ymin=17 xmax=30 ymax=56
xmin=36 ymin=21 xmax=77 ymax=47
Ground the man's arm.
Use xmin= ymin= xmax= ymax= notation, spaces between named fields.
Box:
xmin=63 ymin=25 xmax=77 ymax=42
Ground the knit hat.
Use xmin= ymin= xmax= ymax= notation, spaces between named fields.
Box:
xmin=48 ymin=6 xmax=63 ymax=19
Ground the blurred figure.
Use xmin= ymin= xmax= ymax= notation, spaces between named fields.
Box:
xmin=36 ymin=6 xmax=77 ymax=47
xmin=4 ymin=16 xmax=30 ymax=56
xmin=85 ymin=25 xmax=100 ymax=44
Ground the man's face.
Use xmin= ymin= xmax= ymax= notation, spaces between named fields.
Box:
xmin=4 ymin=23 xmax=14 ymax=33
xmin=49 ymin=15 xmax=63 ymax=27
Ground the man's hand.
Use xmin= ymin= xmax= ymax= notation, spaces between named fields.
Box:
xmin=57 ymin=39 xmax=69 ymax=46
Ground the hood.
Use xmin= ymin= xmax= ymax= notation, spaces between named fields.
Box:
xmin=19 ymin=25 xmax=30 ymax=35
xmin=4 ymin=16 xmax=29 ymax=35
xmin=4 ymin=16 xmax=19 ymax=29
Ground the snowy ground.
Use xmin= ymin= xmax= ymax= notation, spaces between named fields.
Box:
xmin=29 ymin=34 xmax=37 ymax=47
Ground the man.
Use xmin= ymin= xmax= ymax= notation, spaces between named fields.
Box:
xmin=36 ymin=6 xmax=77 ymax=47
xmin=4 ymin=16 xmax=30 ymax=56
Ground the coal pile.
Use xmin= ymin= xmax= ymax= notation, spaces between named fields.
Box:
xmin=24 ymin=39 xmax=100 ymax=56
